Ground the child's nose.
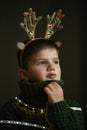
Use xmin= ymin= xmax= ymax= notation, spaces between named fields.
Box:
xmin=47 ymin=63 xmax=55 ymax=71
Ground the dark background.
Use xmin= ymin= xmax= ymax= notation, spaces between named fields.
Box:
xmin=0 ymin=0 xmax=86 ymax=129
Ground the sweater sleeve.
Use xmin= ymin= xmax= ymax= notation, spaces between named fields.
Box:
xmin=0 ymin=100 xmax=19 ymax=130
xmin=47 ymin=99 xmax=85 ymax=130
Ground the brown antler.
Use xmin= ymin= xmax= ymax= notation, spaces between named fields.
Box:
xmin=20 ymin=8 xmax=42 ymax=40
xmin=45 ymin=9 xmax=64 ymax=39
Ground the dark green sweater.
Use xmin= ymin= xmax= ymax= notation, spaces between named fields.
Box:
xmin=0 ymin=80 xmax=85 ymax=130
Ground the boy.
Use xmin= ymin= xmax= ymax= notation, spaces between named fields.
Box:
xmin=0 ymin=8 xmax=85 ymax=130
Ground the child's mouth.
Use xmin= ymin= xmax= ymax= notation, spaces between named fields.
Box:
xmin=47 ymin=74 xmax=56 ymax=79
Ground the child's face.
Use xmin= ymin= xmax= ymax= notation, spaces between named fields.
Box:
xmin=25 ymin=47 xmax=61 ymax=81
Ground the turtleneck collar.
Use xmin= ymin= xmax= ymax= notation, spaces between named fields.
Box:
xmin=18 ymin=79 xmax=64 ymax=108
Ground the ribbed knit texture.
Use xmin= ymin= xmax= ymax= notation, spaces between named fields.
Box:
xmin=0 ymin=80 xmax=85 ymax=130
xmin=47 ymin=100 xmax=85 ymax=130
xmin=18 ymin=79 xmax=64 ymax=108
xmin=19 ymin=79 xmax=64 ymax=98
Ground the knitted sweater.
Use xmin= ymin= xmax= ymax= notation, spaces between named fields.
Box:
xmin=0 ymin=80 xmax=85 ymax=130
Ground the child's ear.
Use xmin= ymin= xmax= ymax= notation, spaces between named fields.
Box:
xmin=18 ymin=68 xmax=29 ymax=80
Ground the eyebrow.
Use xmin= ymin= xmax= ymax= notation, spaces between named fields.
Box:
xmin=32 ymin=58 xmax=59 ymax=62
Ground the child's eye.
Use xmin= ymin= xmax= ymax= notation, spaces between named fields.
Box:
xmin=54 ymin=60 xmax=59 ymax=64
xmin=37 ymin=61 xmax=46 ymax=65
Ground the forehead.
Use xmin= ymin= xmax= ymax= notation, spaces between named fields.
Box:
xmin=31 ymin=47 xmax=59 ymax=59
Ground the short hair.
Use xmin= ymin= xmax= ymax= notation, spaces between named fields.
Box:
xmin=17 ymin=38 xmax=62 ymax=69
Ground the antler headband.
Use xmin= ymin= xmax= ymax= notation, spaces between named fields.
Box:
xmin=17 ymin=8 xmax=64 ymax=50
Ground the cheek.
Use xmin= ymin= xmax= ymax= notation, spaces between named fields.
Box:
xmin=58 ymin=66 xmax=61 ymax=73
xmin=28 ymin=68 xmax=45 ymax=81
xmin=59 ymin=67 xmax=61 ymax=77
xmin=28 ymin=67 xmax=44 ymax=76
xmin=56 ymin=66 xmax=61 ymax=76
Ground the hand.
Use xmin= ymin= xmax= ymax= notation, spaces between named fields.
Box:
xmin=43 ymin=82 xmax=64 ymax=103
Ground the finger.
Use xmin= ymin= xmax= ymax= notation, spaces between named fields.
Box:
xmin=51 ymin=81 xmax=63 ymax=89
xmin=43 ymin=84 xmax=54 ymax=95
xmin=44 ymin=82 xmax=57 ymax=93
xmin=48 ymin=82 xmax=64 ymax=95
xmin=48 ymin=82 xmax=59 ymax=91
xmin=46 ymin=83 xmax=54 ymax=91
